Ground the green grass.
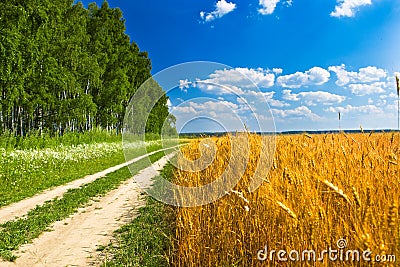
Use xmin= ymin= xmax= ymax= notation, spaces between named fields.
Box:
xmin=0 ymin=128 xmax=122 ymax=150
xmin=0 ymin=141 xmax=163 ymax=208
xmin=0 ymin=150 xmax=172 ymax=261
xmin=102 ymin=163 xmax=176 ymax=267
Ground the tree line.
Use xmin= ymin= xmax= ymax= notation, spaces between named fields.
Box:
xmin=0 ymin=0 xmax=174 ymax=136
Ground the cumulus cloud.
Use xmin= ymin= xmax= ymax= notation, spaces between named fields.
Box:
xmin=210 ymin=68 xmax=275 ymax=88
xmin=179 ymin=79 xmax=190 ymax=92
xmin=244 ymin=91 xmax=290 ymax=107
xmin=245 ymin=90 xmax=275 ymax=99
xmin=194 ymin=80 xmax=245 ymax=95
xmin=329 ymin=64 xmax=389 ymax=96
xmin=347 ymin=82 xmax=386 ymax=96
xmin=272 ymin=106 xmax=321 ymax=121
xmin=193 ymin=67 xmax=275 ymax=95
xmin=172 ymin=100 xmax=240 ymax=118
xmin=282 ymin=90 xmax=300 ymax=101
xmin=282 ymin=90 xmax=346 ymax=106
xmin=191 ymin=100 xmax=238 ymax=111
xmin=330 ymin=0 xmax=372 ymax=18
xmin=268 ymin=99 xmax=290 ymax=107
xmin=328 ymin=64 xmax=387 ymax=86
xmin=200 ymin=0 xmax=237 ymax=22
xmin=379 ymin=92 xmax=398 ymax=100
xmin=277 ymin=67 xmax=330 ymax=88
xmin=258 ymin=0 xmax=280 ymax=15
xmin=325 ymin=104 xmax=382 ymax=114
xmin=173 ymin=105 xmax=197 ymax=114
xmin=273 ymin=68 xmax=283 ymax=75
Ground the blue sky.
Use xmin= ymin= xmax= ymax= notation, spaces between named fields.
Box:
xmin=81 ymin=0 xmax=400 ymax=132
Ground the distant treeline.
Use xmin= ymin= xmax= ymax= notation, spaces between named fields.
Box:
xmin=0 ymin=1 xmax=173 ymax=136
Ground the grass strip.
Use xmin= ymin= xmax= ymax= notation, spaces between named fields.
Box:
xmin=0 ymin=150 xmax=171 ymax=261
xmin=101 ymin=162 xmax=176 ymax=267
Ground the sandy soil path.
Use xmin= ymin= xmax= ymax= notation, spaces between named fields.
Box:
xmin=0 ymin=153 xmax=174 ymax=267
xmin=0 ymin=146 xmax=176 ymax=224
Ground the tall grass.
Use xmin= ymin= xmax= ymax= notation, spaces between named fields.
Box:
xmin=171 ymin=133 xmax=399 ymax=266
xmin=0 ymin=128 xmax=121 ymax=150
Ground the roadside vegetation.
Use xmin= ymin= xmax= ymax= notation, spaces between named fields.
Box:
xmin=0 ymin=149 xmax=172 ymax=261
xmin=0 ymin=135 xmax=163 ymax=207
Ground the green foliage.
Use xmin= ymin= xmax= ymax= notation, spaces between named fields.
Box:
xmin=0 ymin=0 xmax=173 ymax=137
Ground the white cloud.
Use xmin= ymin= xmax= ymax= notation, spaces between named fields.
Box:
xmin=173 ymin=106 xmax=197 ymax=114
xmin=240 ymin=91 xmax=289 ymax=107
xmin=268 ymin=99 xmax=290 ymax=107
xmin=376 ymin=99 xmax=387 ymax=107
xmin=258 ymin=0 xmax=280 ymax=15
xmin=236 ymin=97 xmax=247 ymax=105
xmin=329 ymin=64 xmax=387 ymax=86
xmin=245 ymin=90 xmax=275 ymax=99
xmin=191 ymin=100 xmax=238 ymax=111
xmin=193 ymin=67 xmax=275 ymax=95
xmin=210 ymin=68 xmax=275 ymax=88
xmin=179 ymin=79 xmax=190 ymax=92
xmin=326 ymin=104 xmax=382 ymax=114
xmin=386 ymin=100 xmax=399 ymax=111
xmin=380 ymin=92 xmax=398 ymax=99
xmin=330 ymin=0 xmax=372 ymax=18
xmin=272 ymin=106 xmax=321 ymax=121
xmin=277 ymin=67 xmax=330 ymax=88
xmin=273 ymin=68 xmax=283 ymax=75
xmin=347 ymin=82 xmax=386 ymax=96
xmin=195 ymin=80 xmax=245 ymax=95
xmin=200 ymin=0 xmax=237 ymax=22
xmin=282 ymin=90 xmax=299 ymax=101
xmin=172 ymin=100 xmax=240 ymax=117
xmin=282 ymin=90 xmax=346 ymax=106
xmin=252 ymin=91 xmax=290 ymax=107
xmin=285 ymin=0 xmax=293 ymax=7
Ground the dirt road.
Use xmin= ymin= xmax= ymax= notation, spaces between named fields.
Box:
xmin=0 ymin=153 xmax=174 ymax=267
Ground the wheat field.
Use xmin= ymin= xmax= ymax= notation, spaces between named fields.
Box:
xmin=171 ymin=133 xmax=399 ymax=266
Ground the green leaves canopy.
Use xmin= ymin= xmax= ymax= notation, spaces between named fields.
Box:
xmin=0 ymin=0 xmax=173 ymax=136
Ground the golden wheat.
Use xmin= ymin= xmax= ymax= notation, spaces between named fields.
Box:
xmin=171 ymin=133 xmax=399 ymax=266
